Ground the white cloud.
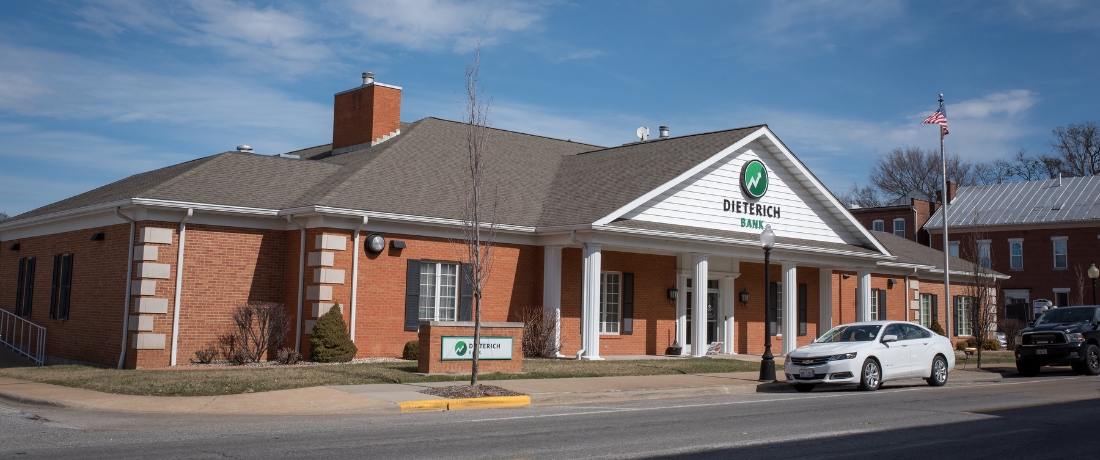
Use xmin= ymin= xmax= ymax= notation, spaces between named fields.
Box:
xmin=1000 ymin=0 xmax=1100 ymax=32
xmin=344 ymin=0 xmax=543 ymax=52
xmin=552 ymin=49 xmax=605 ymax=63
xmin=948 ymin=89 xmax=1036 ymax=119
xmin=757 ymin=0 xmax=908 ymax=47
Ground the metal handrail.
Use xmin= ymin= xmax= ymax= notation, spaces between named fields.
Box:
xmin=0 ymin=309 xmax=46 ymax=365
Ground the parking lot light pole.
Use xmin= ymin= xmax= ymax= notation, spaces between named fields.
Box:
xmin=1088 ymin=262 xmax=1098 ymax=305
xmin=759 ymin=225 xmax=777 ymax=382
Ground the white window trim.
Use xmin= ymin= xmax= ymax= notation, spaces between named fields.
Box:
xmin=892 ymin=218 xmax=905 ymax=237
xmin=1051 ymin=236 xmax=1068 ymax=269
xmin=600 ymin=271 xmax=622 ymax=335
xmin=955 ymin=296 xmax=973 ymax=337
xmin=872 ymin=220 xmax=884 ymax=232
xmin=1008 ymin=239 xmax=1024 ymax=270
xmin=948 ymin=241 xmax=960 ymax=257
xmin=419 ymin=261 xmax=458 ymax=322
xmin=870 ymin=288 xmax=880 ymax=321
xmin=977 ymin=239 xmax=992 ymax=269
xmin=919 ymin=294 xmax=933 ymax=328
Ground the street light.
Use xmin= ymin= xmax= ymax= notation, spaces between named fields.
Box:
xmin=759 ymin=224 xmax=777 ymax=382
xmin=1089 ymin=262 xmax=1099 ymax=305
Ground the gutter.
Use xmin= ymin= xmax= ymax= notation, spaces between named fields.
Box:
xmin=350 ymin=216 xmax=368 ymax=342
xmin=115 ymin=207 xmax=136 ymax=369
xmin=286 ymin=215 xmax=307 ymax=353
xmin=169 ymin=208 xmax=193 ymax=366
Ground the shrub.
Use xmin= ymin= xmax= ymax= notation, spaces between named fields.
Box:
xmin=966 ymin=337 xmax=981 ymax=348
xmin=983 ymin=339 xmax=1001 ymax=351
xmin=310 ymin=305 xmax=357 ymax=363
xmin=227 ymin=347 xmax=249 ymax=365
xmin=518 ymin=305 xmax=562 ymax=358
xmin=402 ymin=341 xmax=419 ymax=361
xmin=1001 ymin=319 xmax=1026 ymax=348
xmin=192 ymin=345 xmax=218 ymax=364
xmin=218 ymin=332 xmax=241 ymax=362
xmin=276 ymin=347 xmax=301 ymax=365
xmin=929 ymin=320 xmax=945 ymax=336
xmin=232 ymin=301 xmax=290 ymax=363
xmin=955 ymin=341 xmax=968 ymax=351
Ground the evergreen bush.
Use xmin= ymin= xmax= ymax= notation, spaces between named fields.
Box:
xmin=310 ymin=305 xmax=357 ymax=363
xmin=402 ymin=341 xmax=419 ymax=361
xmin=929 ymin=320 xmax=945 ymax=336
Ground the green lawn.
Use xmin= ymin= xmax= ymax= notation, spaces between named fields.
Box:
xmin=0 ymin=358 xmax=770 ymax=397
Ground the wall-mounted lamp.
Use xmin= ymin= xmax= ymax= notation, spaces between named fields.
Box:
xmin=90 ymin=232 xmax=105 ymax=241
xmin=739 ymin=289 xmax=750 ymax=309
xmin=390 ymin=240 xmax=406 ymax=249
xmin=667 ymin=287 xmax=678 ymax=309
xmin=842 ymin=274 xmax=850 ymax=280
xmin=8 ymin=243 xmax=19 ymax=251
xmin=887 ymin=279 xmax=896 ymax=288
xmin=365 ymin=233 xmax=385 ymax=253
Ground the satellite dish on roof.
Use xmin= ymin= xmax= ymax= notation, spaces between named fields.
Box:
xmin=636 ymin=126 xmax=649 ymax=142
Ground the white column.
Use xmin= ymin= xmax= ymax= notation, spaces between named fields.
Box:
xmin=691 ymin=254 xmax=709 ymax=357
xmin=819 ymin=268 xmax=833 ymax=335
xmin=781 ymin=262 xmax=797 ymax=356
xmin=675 ymin=262 xmax=689 ymax=355
xmin=857 ymin=269 xmax=872 ymax=322
xmin=543 ymin=246 xmax=563 ymax=356
xmin=581 ymin=244 xmax=603 ymax=360
xmin=719 ymin=276 xmax=737 ymax=354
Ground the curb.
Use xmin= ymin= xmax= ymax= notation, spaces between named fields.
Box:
xmin=397 ymin=395 xmax=531 ymax=412
xmin=0 ymin=389 xmax=72 ymax=410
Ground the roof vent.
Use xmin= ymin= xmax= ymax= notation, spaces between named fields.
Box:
xmin=236 ymin=145 xmax=254 ymax=153
xmin=659 ymin=126 xmax=669 ymax=139
xmin=363 ymin=72 xmax=374 ymax=85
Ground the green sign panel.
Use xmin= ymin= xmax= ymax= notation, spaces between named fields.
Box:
xmin=740 ymin=159 xmax=769 ymax=199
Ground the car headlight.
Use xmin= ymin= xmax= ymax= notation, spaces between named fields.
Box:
xmin=1014 ymin=332 xmax=1023 ymax=345
xmin=1065 ymin=332 xmax=1085 ymax=343
xmin=829 ymin=352 xmax=857 ymax=361
xmin=784 ymin=355 xmax=792 ymax=365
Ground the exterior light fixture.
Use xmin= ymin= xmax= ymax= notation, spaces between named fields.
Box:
xmin=667 ymin=287 xmax=678 ymax=301
xmin=8 ymin=243 xmax=19 ymax=251
xmin=759 ymin=224 xmax=777 ymax=382
xmin=390 ymin=240 xmax=406 ymax=249
xmin=739 ymin=289 xmax=750 ymax=308
xmin=90 ymin=232 xmax=105 ymax=241
xmin=1089 ymin=262 xmax=1099 ymax=305
xmin=365 ymin=233 xmax=385 ymax=253
xmin=887 ymin=279 xmax=896 ymax=288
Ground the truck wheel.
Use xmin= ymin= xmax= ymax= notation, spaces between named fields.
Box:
xmin=858 ymin=358 xmax=881 ymax=391
xmin=926 ymin=355 xmax=948 ymax=386
xmin=792 ymin=384 xmax=815 ymax=392
xmin=1083 ymin=344 xmax=1100 ymax=376
xmin=1016 ymin=361 xmax=1040 ymax=377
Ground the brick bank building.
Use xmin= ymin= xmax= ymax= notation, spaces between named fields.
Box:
xmin=1 ymin=75 xmax=998 ymax=368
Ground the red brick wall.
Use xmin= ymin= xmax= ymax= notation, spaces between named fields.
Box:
xmin=332 ymin=84 xmax=401 ymax=150
xmin=850 ymin=199 xmax=938 ymax=245
xmin=735 ymin=263 xmax=821 ymax=355
xmin=831 ymin=271 xmax=975 ymax=337
xmin=418 ymin=324 xmax=523 ymax=374
xmin=0 ymin=224 xmax=131 ymax=367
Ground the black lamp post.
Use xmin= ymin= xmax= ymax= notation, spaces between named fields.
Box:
xmin=759 ymin=224 xmax=777 ymax=382
xmin=1089 ymin=262 xmax=1099 ymax=305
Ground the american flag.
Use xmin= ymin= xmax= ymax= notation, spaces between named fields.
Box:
xmin=922 ymin=104 xmax=949 ymax=135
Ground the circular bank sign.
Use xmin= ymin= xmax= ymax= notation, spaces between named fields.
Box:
xmin=454 ymin=341 xmax=468 ymax=357
xmin=739 ymin=159 xmax=769 ymax=199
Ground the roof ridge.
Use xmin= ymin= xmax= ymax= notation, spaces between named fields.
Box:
xmin=305 ymin=119 xmax=428 ymax=207
xmin=140 ymin=153 xmax=230 ymax=198
xmin=422 ymin=116 xmax=605 ymax=149
xmin=574 ymin=124 xmax=768 ymax=156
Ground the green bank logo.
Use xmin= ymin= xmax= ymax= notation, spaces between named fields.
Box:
xmin=454 ymin=341 xmax=468 ymax=356
xmin=740 ymin=159 xmax=769 ymax=199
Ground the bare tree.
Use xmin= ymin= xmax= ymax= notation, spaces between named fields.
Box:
xmin=458 ymin=45 xmax=499 ymax=386
xmin=232 ymin=301 xmax=291 ymax=363
xmin=1074 ymin=264 xmax=1088 ymax=306
xmin=1049 ymin=121 xmax=1100 ymax=177
xmin=0 ymin=212 xmax=9 ymax=221
xmin=837 ymin=183 xmax=885 ymax=208
xmin=959 ymin=228 xmax=1000 ymax=369
xmin=868 ymin=146 xmax=976 ymax=200
xmin=972 ymin=158 xmax=1012 ymax=185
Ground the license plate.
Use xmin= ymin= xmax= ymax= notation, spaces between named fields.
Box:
xmin=1036 ymin=349 xmax=1047 ymax=355
xmin=799 ymin=369 xmax=815 ymax=378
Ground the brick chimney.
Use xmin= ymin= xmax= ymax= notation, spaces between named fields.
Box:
xmin=331 ymin=72 xmax=402 ymax=155
xmin=935 ymin=180 xmax=958 ymax=204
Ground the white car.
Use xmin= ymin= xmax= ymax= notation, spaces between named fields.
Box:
xmin=783 ymin=321 xmax=955 ymax=392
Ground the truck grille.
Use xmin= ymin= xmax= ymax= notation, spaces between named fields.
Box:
xmin=1022 ymin=333 xmax=1065 ymax=345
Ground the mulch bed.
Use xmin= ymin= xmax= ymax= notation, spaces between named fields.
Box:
xmin=418 ymin=384 xmax=525 ymax=399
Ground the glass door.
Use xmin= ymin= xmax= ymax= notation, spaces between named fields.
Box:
xmin=686 ymin=280 xmax=719 ymax=349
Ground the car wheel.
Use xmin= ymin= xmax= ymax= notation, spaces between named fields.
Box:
xmin=1083 ymin=344 xmax=1100 ymax=376
xmin=926 ymin=355 xmax=948 ymax=387
xmin=792 ymin=384 xmax=815 ymax=392
xmin=1016 ymin=361 xmax=1040 ymax=377
xmin=858 ymin=358 xmax=881 ymax=391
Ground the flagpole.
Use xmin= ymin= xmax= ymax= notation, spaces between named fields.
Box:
xmin=939 ymin=93 xmax=952 ymax=340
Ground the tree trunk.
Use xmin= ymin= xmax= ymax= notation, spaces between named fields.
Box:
xmin=471 ymin=293 xmax=481 ymax=386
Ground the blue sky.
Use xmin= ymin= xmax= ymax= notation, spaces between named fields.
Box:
xmin=2 ymin=0 xmax=1098 ymax=216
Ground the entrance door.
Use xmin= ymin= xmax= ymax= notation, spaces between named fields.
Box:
xmin=686 ymin=281 xmax=719 ymax=351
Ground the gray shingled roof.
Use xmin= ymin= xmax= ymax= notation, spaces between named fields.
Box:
xmin=925 ymin=175 xmax=1100 ymax=229
xmin=871 ymin=231 xmax=1004 ymax=276
xmin=606 ymin=219 xmax=883 ymax=255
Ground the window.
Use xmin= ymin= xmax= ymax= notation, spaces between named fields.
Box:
xmin=1054 ymin=290 xmax=1070 ymax=307
xmin=600 ymin=272 xmax=621 ymax=334
xmin=954 ymin=296 xmax=973 ymax=336
xmin=893 ymin=219 xmax=905 ymax=238
xmin=978 ymin=240 xmax=991 ymax=269
xmin=1009 ymin=240 xmax=1023 ymax=270
xmin=418 ymin=262 xmax=457 ymax=321
xmin=15 ymin=257 xmax=36 ymax=317
xmin=919 ymin=294 xmax=933 ymax=328
xmin=50 ymin=254 xmax=74 ymax=320
xmin=870 ymin=288 xmax=880 ymax=320
xmin=776 ymin=282 xmax=783 ymax=335
xmin=1052 ymin=237 xmax=1068 ymax=269
xmin=872 ymin=220 xmax=884 ymax=232
xmin=948 ymin=242 xmax=960 ymax=258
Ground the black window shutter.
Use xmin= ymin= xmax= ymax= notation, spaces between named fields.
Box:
xmin=622 ymin=273 xmax=635 ymax=335
xmin=404 ymin=259 xmax=421 ymax=331
xmin=931 ymin=295 xmax=939 ymax=323
xmin=50 ymin=254 xmax=61 ymax=319
xmin=768 ymin=282 xmax=778 ymax=336
xmin=59 ymin=254 xmax=73 ymax=320
xmin=952 ymin=296 xmax=959 ymax=336
xmin=879 ymin=289 xmax=887 ymax=321
xmin=459 ymin=264 xmax=473 ymax=322
xmin=798 ymin=283 xmax=808 ymax=336
xmin=15 ymin=258 xmax=25 ymax=316
xmin=22 ymin=257 xmax=36 ymax=317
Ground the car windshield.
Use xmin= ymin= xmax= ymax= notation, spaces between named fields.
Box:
xmin=1035 ymin=307 xmax=1099 ymax=325
xmin=816 ymin=325 xmax=883 ymax=343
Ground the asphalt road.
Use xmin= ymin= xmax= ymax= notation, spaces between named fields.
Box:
xmin=2 ymin=370 xmax=1099 ymax=459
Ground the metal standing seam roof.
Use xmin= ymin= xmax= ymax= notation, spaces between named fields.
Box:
xmin=925 ymin=175 xmax=1100 ymax=229
xmin=870 ymin=231 xmax=1004 ymax=276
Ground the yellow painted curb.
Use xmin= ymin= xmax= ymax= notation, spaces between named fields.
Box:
xmin=397 ymin=395 xmax=531 ymax=412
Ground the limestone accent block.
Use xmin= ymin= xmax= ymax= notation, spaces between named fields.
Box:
xmin=128 ymin=315 xmax=154 ymax=331
xmin=136 ymin=262 xmax=171 ymax=279
xmin=306 ymin=285 xmax=333 ymax=301
xmin=131 ymin=280 xmax=157 ymax=296
xmin=139 ymin=227 xmax=174 ymax=245
xmin=135 ymin=298 xmax=169 ymax=314
xmin=313 ymin=268 xmax=345 ymax=284
xmin=911 ymin=300 xmax=920 ymax=310
xmin=308 ymin=251 xmax=335 ymax=267
xmin=315 ymin=234 xmax=347 ymax=251
xmin=304 ymin=320 xmax=318 ymax=334
xmin=312 ymin=302 xmax=341 ymax=317
xmin=909 ymin=279 xmax=919 ymax=290
xmin=133 ymin=245 xmax=159 ymax=261
xmin=134 ymin=333 xmax=166 ymax=350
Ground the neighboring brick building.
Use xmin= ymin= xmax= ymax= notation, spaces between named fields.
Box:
xmin=850 ymin=195 xmax=939 ymax=246
xmin=1 ymin=73 xmax=1002 ymax=368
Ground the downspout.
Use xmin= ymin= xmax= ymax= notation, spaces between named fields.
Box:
xmin=570 ymin=230 xmax=585 ymax=360
xmin=115 ymin=207 xmax=135 ymax=369
xmin=349 ymin=216 xmax=368 ymax=342
xmin=169 ymin=208 xmax=193 ymax=366
xmin=287 ymin=215 xmax=306 ymax=353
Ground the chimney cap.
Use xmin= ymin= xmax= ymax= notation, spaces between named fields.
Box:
xmin=659 ymin=126 xmax=669 ymax=139
xmin=236 ymin=145 xmax=253 ymax=153
xmin=363 ymin=72 xmax=375 ymax=85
